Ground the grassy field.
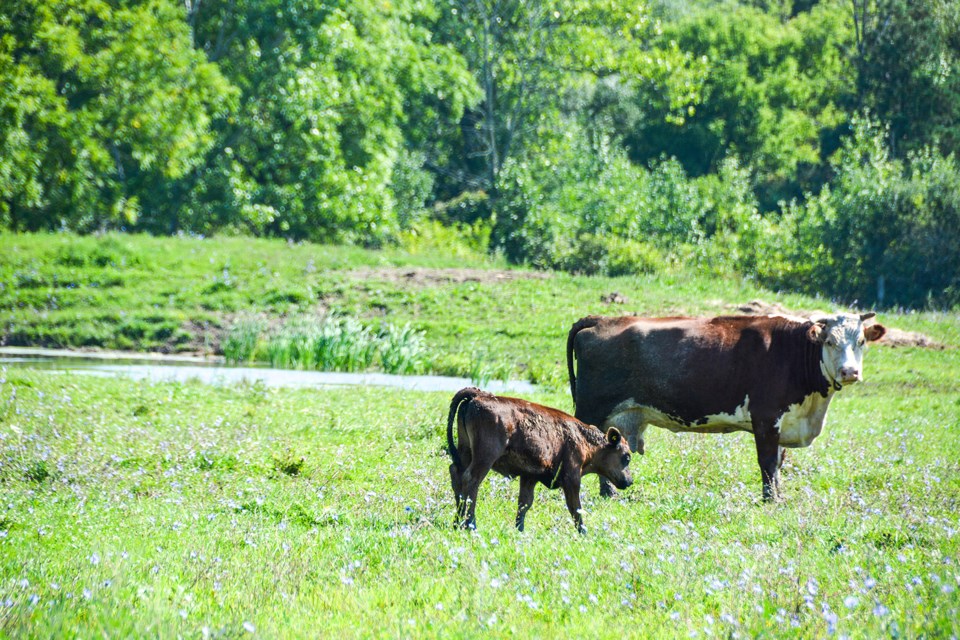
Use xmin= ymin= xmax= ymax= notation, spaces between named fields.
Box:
xmin=1 ymin=232 xmax=959 ymax=637
xmin=1 ymin=352 xmax=958 ymax=638
xmin=3 ymin=232 xmax=958 ymax=388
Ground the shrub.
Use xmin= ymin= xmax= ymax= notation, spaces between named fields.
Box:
xmin=391 ymin=149 xmax=436 ymax=229
xmin=224 ymin=314 xmax=428 ymax=374
xmin=398 ymin=219 xmax=492 ymax=258
xmin=761 ymin=116 xmax=960 ymax=309
xmin=378 ymin=323 xmax=426 ymax=375
xmin=562 ymin=234 xmax=662 ymax=276
xmin=492 ymin=125 xmax=769 ymax=277
xmin=222 ymin=317 xmax=264 ymax=364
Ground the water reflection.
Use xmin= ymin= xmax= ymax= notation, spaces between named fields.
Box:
xmin=0 ymin=352 xmax=535 ymax=394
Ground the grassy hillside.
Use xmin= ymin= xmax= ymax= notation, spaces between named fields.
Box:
xmin=3 ymin=232 xmax=957 ymax=388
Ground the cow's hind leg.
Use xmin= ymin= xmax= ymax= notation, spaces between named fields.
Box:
xmin=753 ymin=422 xmax=782 ymax=502
xmin=515 ymin=476 xmax=536 ymax=532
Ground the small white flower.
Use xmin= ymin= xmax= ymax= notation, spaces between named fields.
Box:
xmin=844 ymin=596 xmax=859 ymax=609
xmin=243 ymin=621 xmax=255 ymax=633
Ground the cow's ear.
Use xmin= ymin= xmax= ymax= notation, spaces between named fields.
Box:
xmin=864 ymin=323 xmax=886 ymax=342
xmin=860 ymin=312 xmax=876 ymax=322
xmin=807 ymin=321 xmax=827 ymax=344
xmin=606 ymin=428 xmax=622 ymax=446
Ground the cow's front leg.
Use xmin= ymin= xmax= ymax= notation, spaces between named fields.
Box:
xmin=561 ymin=477 xmax=586 ymax=534
xmin=515 ymin=476 xmax=536 ymax=532
xmin=753 ymin=420 xmax=782 ymax=502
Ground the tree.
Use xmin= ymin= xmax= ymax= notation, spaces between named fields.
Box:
xmin=850 ymin=0 xmax=960 ymax=158
xmin=182 ymin=0 xmax=477 ymax=243
xmin=626 ymin=1 xmax=853 ymax=209
xmin=435 ymin=0 xmax=703 ymax=204
xmin=0 ymin=0 xmax=235 ymax=231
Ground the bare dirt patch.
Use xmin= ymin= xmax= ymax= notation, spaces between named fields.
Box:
xmin=728 ymin=299 xmax=943 ymax=348
xmin=346 ymin=267 xmax=552 ymax=287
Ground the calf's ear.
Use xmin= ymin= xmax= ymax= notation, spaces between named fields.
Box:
xmin=807 ymin=321 xmax=827 ymax=344
xmin=606 ymin=428 xmax=622 ymax=446
xmin=864 ymin=323 xmax=886 ymax=342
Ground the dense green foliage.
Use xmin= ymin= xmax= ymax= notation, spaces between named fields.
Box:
xmin=2 ymin=0 xmax=959 ymax=307
xmin=1 ymin=341 xmax=958 ymax=636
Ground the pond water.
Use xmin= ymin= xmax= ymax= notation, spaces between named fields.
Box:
xmin=0 ymin=349 xmax=536 ymax=394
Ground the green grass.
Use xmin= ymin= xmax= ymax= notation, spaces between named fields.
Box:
xmin=1 ymin=345 xmax=958 ymax=637
xmin=1 ymin=231 xmax=958 ymax=636
xmin=223 ymin=314 xmax=426 ymax=375
xmin=3 ymin=232 xmax=958 ymax=388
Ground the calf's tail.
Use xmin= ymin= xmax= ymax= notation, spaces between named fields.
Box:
xmin=567 ymin=316 xmax=601 ymax=407
xmin=447 ymin=387 xmax=483 ymax=471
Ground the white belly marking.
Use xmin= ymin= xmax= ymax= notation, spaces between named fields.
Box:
xmin=605 ymin=397 xmax=754 ymax=436
xmin=776 ymin=392 xmax=833 ymax=448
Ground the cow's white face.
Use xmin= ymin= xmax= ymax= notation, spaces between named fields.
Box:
xmin=807 ymin=313 xmax=886 ymax=388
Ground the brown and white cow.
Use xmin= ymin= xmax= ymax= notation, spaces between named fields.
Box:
xmin=447 ymin=387 xmax=633 ymax=533
xmin=566 ymin=313 xmax=886 ymax=501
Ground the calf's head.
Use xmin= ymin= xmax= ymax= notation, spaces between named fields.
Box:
xmin=588 ymin=428 xmax=634 ymax=490
xmin=807 ymin=312 xmax=886 ymax=388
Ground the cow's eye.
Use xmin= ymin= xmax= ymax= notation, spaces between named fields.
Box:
xmin=622 ymin=453 xmax=631 ymax=466
xmin=857 ymin=339 xmax=865 ymax=347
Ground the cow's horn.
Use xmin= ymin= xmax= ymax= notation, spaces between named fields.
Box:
xmin=860 ymin=312 xmax=876 ymax=321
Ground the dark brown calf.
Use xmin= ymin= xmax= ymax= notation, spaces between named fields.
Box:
xmin=446 ymin=387 xmax=633 ymax=534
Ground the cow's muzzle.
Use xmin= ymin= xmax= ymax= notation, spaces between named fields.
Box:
xmin=838 ymin=367 xmax=861 ymax=385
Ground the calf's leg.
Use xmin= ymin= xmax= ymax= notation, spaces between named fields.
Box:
xmin=515 ymin=476 xmax=536 ymax=532
xmin=561 ymin=476 xmax=587 ymax=534
xmin=458 ymin=463 xmax=492 ymax=529
xmin=449 ymin=463 xmax=462 ymax=519
xmin=450 ymin=444 xmax=473 ymax=524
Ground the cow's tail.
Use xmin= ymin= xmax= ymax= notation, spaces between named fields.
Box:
xmin=447 ymin=387 xmax=482 ymax=472
xmin=567 ymin=317 xmax=601 ymax=407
